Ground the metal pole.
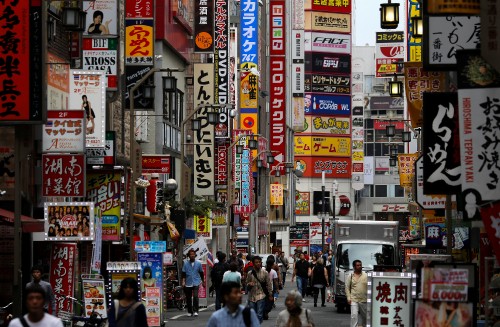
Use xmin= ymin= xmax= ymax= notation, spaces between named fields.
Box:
xmin=13 ymin=126 xmax=22 ymax=316
xmin=321 ymin=171 xmax=326 ymax=253
xmin=446 ymin=194 xmax=453 ymax=254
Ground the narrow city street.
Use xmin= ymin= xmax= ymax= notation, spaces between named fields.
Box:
xmin=164 ymin=274 xmax=350 ymax=327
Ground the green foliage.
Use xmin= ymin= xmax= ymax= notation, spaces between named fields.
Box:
xmin=168 ymin=195 xmax=218 ymax=217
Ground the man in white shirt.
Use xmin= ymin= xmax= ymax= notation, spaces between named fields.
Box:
xmin=9 ymin=284 xmax=63 ymax=327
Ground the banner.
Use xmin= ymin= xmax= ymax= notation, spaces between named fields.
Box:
xmin=404 ymin=62 xmax=447 ymax=127
xmin=305 ymin=11 xmax=351 ymax=33
xmin=295 ymin=136 xmax=351 ymax=157
xmin=193 ymin=64 xmax=215 ymax=196
xmin=69 ymin=70 xmax=106 ymax=148
xmin=214 ymin=0 xmax=230 ymax=128
xmin=194 ymin=215 xmax=212 ymax=239
xmin=481 ymin=0 xmax=500 ymax=73
xmin=304 ymin=32 xmax=351 ymax=54
xmin=270 ymin=184 xmax=284 ymax=206
xmin=422 ymin=92 xmax=461 ymax=195
xmin=50 ymin=243 xmax=77 ymax=316
xmin=42 ymin=154 xmax=86 ymax=197
xmin=138 ymin=252 xmax=163 ymax=326
xmin=414 ymin=301 xmax=473 ymax=327
xmin=269 ymin=57 xmax=286 ymax=175
xmin=82 ymin=38 xmax=118 ymax=89
xmin=44 ymin=202 xmax=95 ymax=241
xmin=87 ymin=171 xmax=121 ymax=241
xmin=295 ymin=192 xmax=310 ymax=215
xmin=42 ymin=111 xmax=86 ymax=153
xmin=293 ymin=157 xmax=351 ymax=178
xmin=398 ymin=154 xmax=418 ymax=189
xmin=194 ymin=0 xmax=214 ymax=52
xmin=303 ymin=116 xmax=350 ymax=135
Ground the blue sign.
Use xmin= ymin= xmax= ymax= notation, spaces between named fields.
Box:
xmin=240 ymin=0 xmax=258 ymax=67
xmin=236 ymin=239 xmax=249 ymax=246
xmin=135 ymin=241 xmax=166 ymax=253
xmin=138 ymin=252 xmax=163 ymax=293
xmin=304 ymin=93 xmax=351 ymax=116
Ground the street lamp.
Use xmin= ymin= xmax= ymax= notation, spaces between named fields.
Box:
xmin=386 ymin=124 xmax=396 ymax=138
xmin=389 ymin=74 xmax=403 ymax=97
xmin=380 ymin=0 xmax=400 ymax=29
xmin=411 ymin=14 xmax=424 ymax=38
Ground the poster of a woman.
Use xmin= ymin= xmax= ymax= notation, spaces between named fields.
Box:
xmin=81 ymin=95 xmax=96 ymax=135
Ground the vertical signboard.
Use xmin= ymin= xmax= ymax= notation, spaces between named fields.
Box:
xmin=407 ymin=0 xmax=422 ymax=62
xmin=232 ymin=129 xmax=254 ymax=214
xmin=194 ymin=0 xmax=214 ymax=52
xmin=42 ymin=154 xmax=86 ymax=197
xmin=50 ymin=243 xmax=77 ymax=316
xmin=42 ymin=111 xmax=86 ymax=153
xmin=69 ymin=71 xmax=107 ymax=148
xmin=375 ymin=32 xmax=405 ymax=77
xmin=137 ymin=252 xmax=163 ymax=326
xmin=291 ymin=0 xmax=305 ymax=132
xmin=269 ymin=56 xmax=286 ymax=175
xmin=193 ymin=64 xmax=215 ymax=196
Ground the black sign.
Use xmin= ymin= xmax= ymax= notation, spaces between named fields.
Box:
xmin=376 ymin=31 xmax=404 ymax=43
xmin=456 ymin=50 xmax=500 ymax=89
xmin=194 ymin=0 xmax=214 ymax=52
xmin=352 ymin=106 xmax=364 ymax=116
xmin=422 ymin=92 xmax=461 ymax=194
xmin=125 ymin=66 xmax=154 ymax=110
xmin=305 ymin=73 xmax=351 ymax=94
xmin=370 ymin=96 xmax=404 ymax=110
xmin=289 ymin=222 xmax=309 ymax=240
xmin=305 ymin=52 xmax=351 ymax=75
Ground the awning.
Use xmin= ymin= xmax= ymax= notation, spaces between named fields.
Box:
xmin=0 ymin=208 xmax=45 ymax=233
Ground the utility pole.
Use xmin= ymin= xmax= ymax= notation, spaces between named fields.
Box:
xmin=321 ymin=171 xmax=326 ymax=253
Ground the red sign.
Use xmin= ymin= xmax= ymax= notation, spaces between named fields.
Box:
xmin=215 ymin=140 xmax=229 ymax=185
xmin=269 ymin=56 xmax=287 ymax=175
xmin=146 ymin=179 xmax=163 ymax=214
xmin=42 ymin=154 xmax=86 ymax=197
xmin=270 ymin=0 xmax=286 ymax=56
xmin=125 ymin=0 xmax=154 ymax=18
xmin=50 ymin=243 xmax=77 ymax=316
xmin=294 ymin=157 xmax=351 ymax=178
xmin=141 ymin=155 xmax=171 ymax=174
xmin=374 ymin=120 xmax=405 ymax=130
xmin=311 ymin=0 xmax=352 ymax=14
xmin=481 ymin=201 xmax=500 ymax=267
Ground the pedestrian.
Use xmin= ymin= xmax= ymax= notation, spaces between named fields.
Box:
xmin=182 ymin=249 xmax=205 ymax=317
xmin=275 ymin=290 xmax=314 ymax=327
xmin=211 ymin=252 xmax=230 ymax=310
xmin=229 ymin=249 xmax=245 ymax=274
xmin=107 ymin=278 xmax=148 ymax=327
xmin=214 ymin=251 xmax=222 ymax=264
xmin=311 ymin=258 xmax=329 ymax=307
xmin=243 ymin=255 xmax=254 ymax=293
xmin=291 ymin=253 xmax=311 ymax=301
xmin=276 ymin=252 xmax=289 ymax=287
xmin=264 ymin=257 xmax=279 ymax=320
xmin=325 ymin=250 xmax=334 ymax=285
xmin=303 ymin=251 xmax=310 ymax=262
xmin=26 ymin=266 xmax=56 ymax=314
xmin=246 ymin=256 xmax=273 ymax=323
xmin=345 ymin=260 xmax=368 ymax=327
xmin=9 ymin=284 xmax=63 ymax=327
xmin=223 ymin=262 xmax=242 ymax=286
xmin=206 ymin=281 xmax=260 ymax=327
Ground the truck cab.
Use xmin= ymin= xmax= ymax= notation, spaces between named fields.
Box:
xmin=333 ymin=220 xmax=399 ymax=312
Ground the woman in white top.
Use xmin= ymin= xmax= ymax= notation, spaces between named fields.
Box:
xmin=222 ymin=262 xmax=242 ymax=286
xmin=275 ymin=290 xmax=314 ymax=327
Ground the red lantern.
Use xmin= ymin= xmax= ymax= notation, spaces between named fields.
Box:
xmin=146 ymin=179 xmax=164 ymax=213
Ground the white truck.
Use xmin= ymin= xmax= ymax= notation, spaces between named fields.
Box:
xmin=333 ymin=220 xmax=400 ymax=312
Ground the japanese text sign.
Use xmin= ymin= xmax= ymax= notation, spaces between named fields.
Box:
xmin=424 ymin=15 xmax=480 ymax=69
xmin=304 ymin=116 xmax=351 ymax=135
xmin=125 ymin=19 xmax=154 ymax=65
xmin=141 ymin=155 xmax=171 ymax=174
xmin=240 ymin=0 xmax=258 ymax=67
xmin=295 ymin=192 xmax=310 ymax=215
xmin=270 ymin=184 xmax=284 ymax=206
xmin=135 ymin=241 xmax=167 ymax=253
xmin=305 ymin=11 xmax=351 ymax=33
xmin=305 ymin=73 xmax=351 ymax=94
xmin=427 ymin=0 xmax=479 ymax=15
xmin=289 ymin=222 xmax=309 ymax=240
xmin=69 ymin=70 xmax=106 ymax=148
xmin=42 ymin=111 xmax=85 ymax=153
xmin=43 ymin=154 xmax=86 ymax=197
xmin=194 ymin=0 xmax=214 ymax=52
xmin=367 ymin=272 xmax=413 ymax=327
xmin=309 ymin=222 xmax=329 ymax=243
xmin=270 ymin=0 xmax=286 ymax=56
xmin=214 ymin=0 xmax=229 ymax=107
xmin=481 ymin=0 xmax=500 ymax=73
xmin=398 ymin=153 xmax=418 ymax=189
xmin=233 ymin=146 xmax=254 ymax=214
xmin=295 ymin=136 xmax=351 ymax=157
xmin=458 ymin=88 xmax=500 ymax=200
xmin=44 ymin=202 xmax=95 ymax=241
xmin=194 ymin=215 xmax=212 ymax=239
xmin=82 ymin=38 xmax=118 ymax=89
xmin=125 ymin=0 xmax=153 ymax=18
xmin=375 ymin=33 xmax=405 ymax=77
xmin=407 ymin=0 xmax=422 ymax=62
xmin=215 ymin=140 xmax=229 ymax=185
xmin=50 ymin=243 xmax=77 ymax=316
xmin=294 ymin=157 xmax=352 ymax=178
xmin=421 ymin=268 xmax=469 ymax=302
xmin=269 ymin=56 xmax=286 ymax=175
xmin=310 ymin=0 xmax=351 ymax=14
xmin=86 ymin=171 xmax=121 ymax=241
xmin=415 ymin=156 xmax=446 ymax=209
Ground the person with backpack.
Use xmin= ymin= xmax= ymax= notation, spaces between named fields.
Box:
xmin=211 ymin=252 xmax=230 ymax=310
xmin=246 ymin=256 xmax=273 ymax=323
xmin=206 ymin=281 xmax=260 ymax=327
xmin=263 ymin=257 xmax=279 ymax=320
xmin=311 ymin=258 xmax=329 ymax=307
xmin=275 ymin=290 xmax=314 ymax=327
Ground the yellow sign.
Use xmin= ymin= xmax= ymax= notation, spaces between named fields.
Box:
xmin=352 ymin=151 xmax=364 ymax=162
xmin=193 ymin=215 xmax=212 ymax=238
xmin=270 ymin=184 xmax=284 ymax=206
xmin=240 ymin=71 xmax=258 ymax=109
xmin=304 ymin=116 xmax=350 ymax=135
xmin=239 ymin=113 xmax=258 ymax=135
xmin=408 ymin=1 xmax=422 ymax=62
xmin=305 ymin=12 xmax=351 ymax=33
xmin=125 ymin=23 xmax=154 ymax=61
xmin=398 ymin=153 xmax=418 ymax=188
xmin=294 ymin=136 xmax=351 ymax=157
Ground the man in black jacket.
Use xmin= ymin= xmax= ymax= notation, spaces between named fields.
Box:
xmin=211 ymin=252 xmax=229 ymax=310
xmin=291 ymin=253 xmax=311 ymax=300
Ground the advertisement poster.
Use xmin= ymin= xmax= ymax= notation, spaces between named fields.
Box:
xmin=44 ymin=202 xmax=95 ymax=241
xmin=305 ymin=73 xmax=351 ymax=95
xmin=295 ymin=136 xmax=351 ymax=157
xmin=293 ymin=157 xmax=351 ymax=179
xmin=50 ymin=243 xmax=77 ymax=316
xmin=270 ymin=184 xmax=284 ymax=206
xmin=304 ymin=94 xmax=351 ymax=116
xmin=375 ymin=32 xmax=405 ymax=77
xmin=42 ymin=154 xmax=86 ymax=197
xmin=290 ymin=239 xmax=309 ymax=255
xmin=86 ymin=171 xmax=121 ymax=241
xmin=42 ymin=110 xmax=85 ymax=153
xmin=144 ymin=287 xmax=161 ymax=326
xmin=110 ymin=272 xmax=139 ymax=299
xmin=303 ymin=116 xmax=350 ymax=135
xmin=69 ymin=70 xmax=106 ymax=148
xmin=421 ymin=268 xmax=469 ymax=302
xmin=135 ymin=241 xmax=167 ymax=253
xmin=138 ymin=252 xmax=163 ymax=298
xmin=295 ymin=192 xmax=310 ymax=216
xmin=82 ymin=38 xmax=118 ymax=89
xmin=83 ymin=0 xmax=118 ymax=36
xmin=289 ymin=223 xmax=309 ymax=240
xmin=414 ymin=301 xmax=473 ymax=327
xmin=82 ymin=279 xmax=107 ymax=318
xmin=124 ymin=19 xmax=154 ymax=65
xmin=269 ymin=56 xmax=287 ymax=176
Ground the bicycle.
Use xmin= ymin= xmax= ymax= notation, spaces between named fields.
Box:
xmin=62 ymin=295 xmax=107 ymax=327
xmin=165 ymin=277 xmax=186 ymax=310
xmin=0 ymin=302 xmax=12 ymax=327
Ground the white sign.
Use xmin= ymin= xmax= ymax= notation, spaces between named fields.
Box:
xmin=304 ymin=32 xmax=351 ymax=54
xmin=106 ymin=261 xmax=141 ymax=271
xmin=364 ymin=156 xmax=375 ymax=185
xmin=291 ymin=30 xmax=305 ymax=62
xmin=183 ymin=238 xmax=210 ymax=260
xmin=83 ymin=0 xmax=118 ymax=36
xmin=82 ymin=38 xmax=118 ymax=89
xmin=42 ymin=110 xmax=86 ymax=153
xmin=458 ymin=87 xmax=500 ymax=200
xmin=69 ymin=70 xmax=107 ymax=148
xmin=368 ymin=272 xmax=413 ymax=327
xmin=373 ymin=204 xmax=409 ymax=212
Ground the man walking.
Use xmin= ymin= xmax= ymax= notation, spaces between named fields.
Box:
xmin=9 ymin=284 xmax=63 ymax=327
xmin=26 ymin=266 xmax=56 ymax=314
xmin=345 ymin=260 xmax=368 ymax=327
xmin=291 ymin=253 xmax=310 ymax=301
xmin=245 ymin=256 xmax=273 ymax=323
xmin=206 ymin=281 xmax=260 ymax=327
xmin=228 ymin=250 xmax=244 ymax=274
xmin=276 ymin=252 xmax=289 ymax=287
xmin=182 ymin=249 xmax=205 ymax=317
xmin=210 ymin=252 xmax=229 ymax=310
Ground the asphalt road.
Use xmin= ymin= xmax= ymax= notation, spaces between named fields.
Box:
xmin=164 ymin=273 xmax=351 ymax=327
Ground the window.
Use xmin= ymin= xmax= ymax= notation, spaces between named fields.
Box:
xmin=394 ymin=185 xmax=405 ymax=198
xmin=375 ymin=185 xmax=387 ymax=197
xmin=361 ymin=185 xmax=373 ymax=198
xmin=364 ymin=143 xmax=374 ymax=156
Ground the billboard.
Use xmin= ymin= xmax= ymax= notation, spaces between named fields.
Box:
xmin=305 ymin=52 xmax=351 ymax=75
xmin=407 ymin=0 xmax=422 ymax=62
xmin=82 ymin=38 xmax=118 ymax=89
xmin=69 ymin=70 xmax=106 ymax=148
xmin=295 ymin=136 xmax=351 ymax=157
xmin=125 ymin=19 xmax=154 ymax=64
xmin=44 ymin=202 xmax=95 ymax=241
xmin=375 ymin=32 xmax=405 ymax=77
xmin=194 ymin=0 xmax=214 ymax=52
xmin=232 ymin=130 xmax=254 ymax=214
xmin=214 ymin=0 xmax=229 ymax=107
xmin=310 ymin=0 xmax=351 ymax=13
xmin=294 ymin=157 xmax=351 ymax=178
xmin=305 ymin=73 xmax=350 ymax=94
xmin=303 ymin=115 xmax=350 ymax=135
xmin=305 ymin=11 xmax=351 ymax=33
xmin=305 ymin=32 xmax=351 ymax=54
xmin=269 ymin=57 xmax=286 ymax=175
xmin=42 ymin=154 xmax=86 ymax=197
xmin=42 ymin=110 xmax=86 ymax=153
xmin=304 ymin=94 xmax=351 ymax=116
xmin=83 ymin=0 xmax=118 ymax=35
